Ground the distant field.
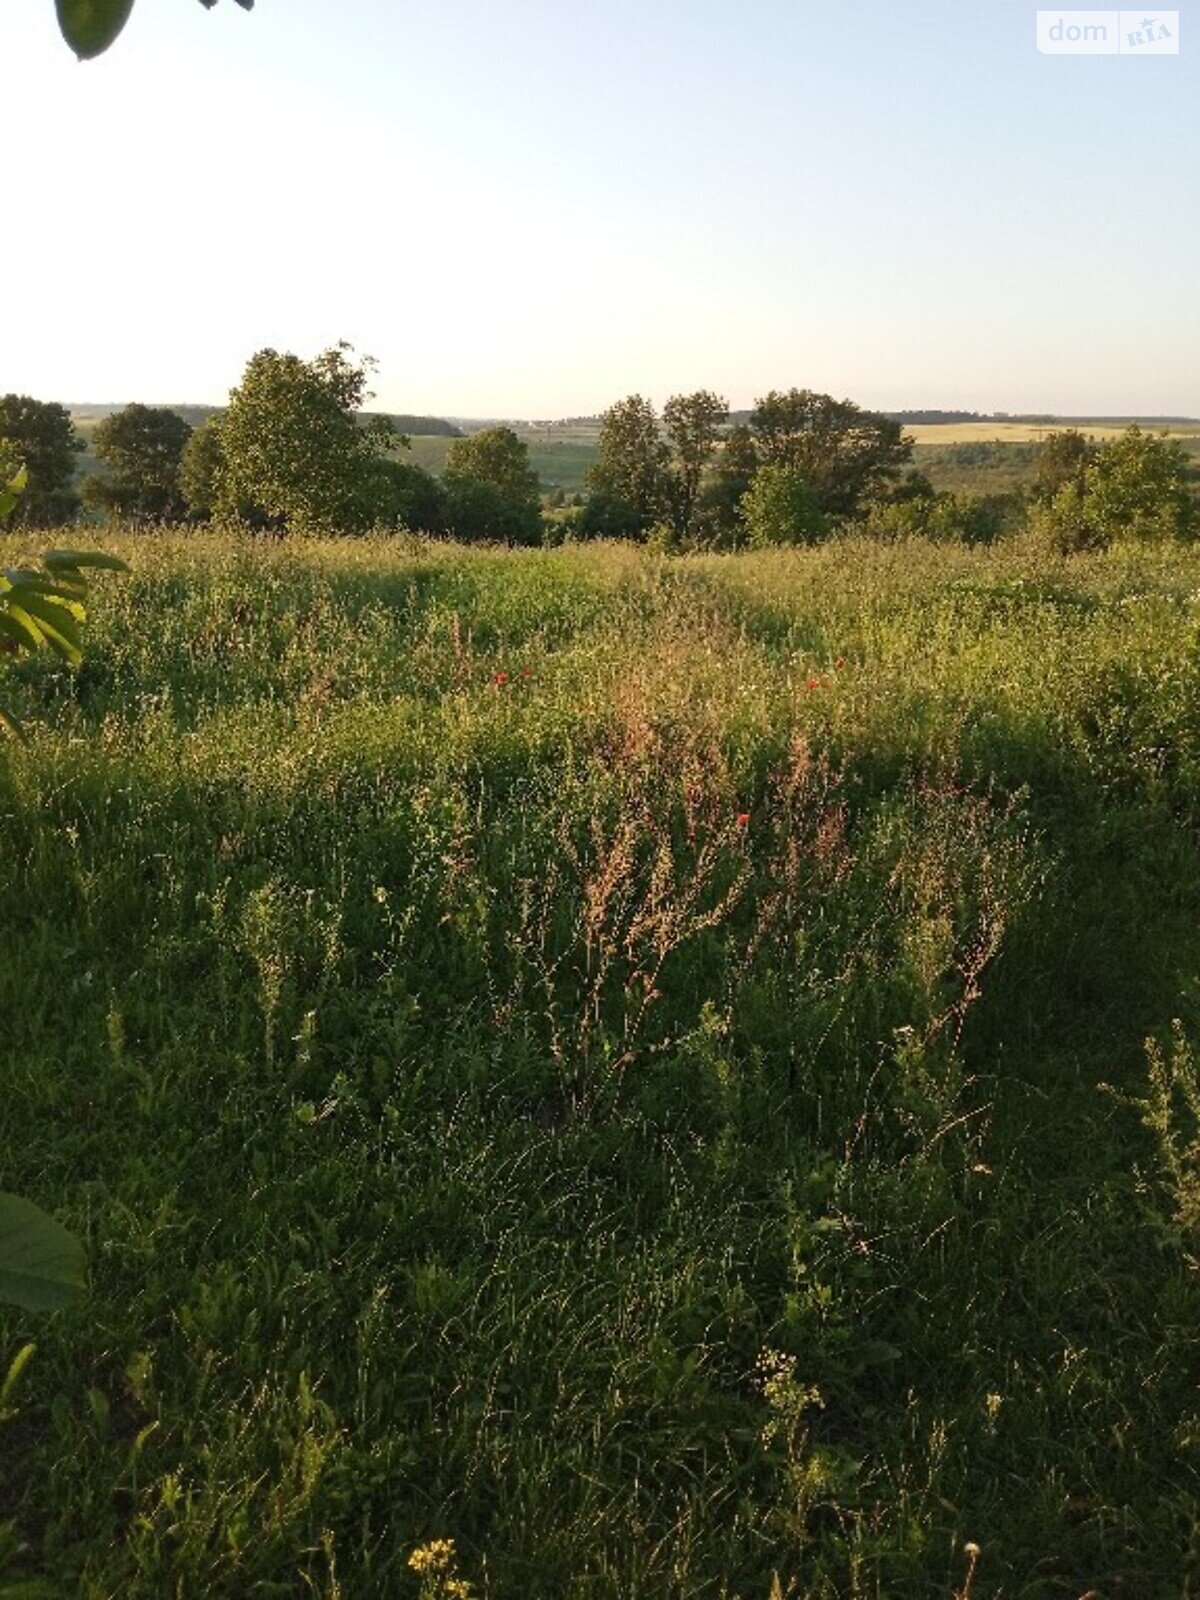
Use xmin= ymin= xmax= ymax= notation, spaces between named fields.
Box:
xmin=905 ymin=419 xmax=1200 ymax=445
xmin=3 ymin=533 xmax=1200 ymax=1597
xmin=401 ymin=432 xmax=599 ymax=492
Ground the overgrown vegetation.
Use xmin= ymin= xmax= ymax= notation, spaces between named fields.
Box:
xmin=2 ymin=530 xmax=1198 ymax=1596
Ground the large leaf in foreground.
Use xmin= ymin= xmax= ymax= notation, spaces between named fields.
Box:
xmin=56 ymin=0 xmax=136 ymax=59
xmin=0 ymin=1194 xmax=86 ymax=1311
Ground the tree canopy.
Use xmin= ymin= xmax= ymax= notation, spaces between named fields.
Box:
xmin=0 ymin=395 xmax=84 ymax=527
xmin=584 ymin=395 xmax=671 ymax=539
xmin=83 ymin=403 xmax=192 ymax=523
xmin=747 ymin=390 xmax=911 ymax=517
xmin=1037 ymin=427 xmax=1196 ymax=551
xmin=216 ymin=344 xmax=395 ymax=535
xmin=444 ymin=428 xmax=543 ymax=545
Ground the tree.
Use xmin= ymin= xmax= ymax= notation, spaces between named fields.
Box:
xmin=82 ymin=404 xmax=193 ymax=523
xmin=1085 ymin=428 xmax=1194 ymax=542
xmin=0 ymin=395 xmax=83 ymax=527
xmin=443 ymin=427 xmax=542 ymax=545
xmin=445 ymin=427 xmax=540 ymax=512
xmin=1031 ymin=429 xmax=1095 ymax=504
xmin=376 ymin=460 xmax=447 ymax=534
xmin=738 ymin=463 xmax=826 ymax=547
xmin=1037 ymin=427 xmax=1195 ymax=552
xmin=216 ymin=344 xmax=395 ymax=535
xmin=57 ymin=0 xmax=253 ymax=60
xmin=585 ymin=395 xmax=671 ymax=539
xmin=662 ymin=390 xmax=728 ymax=542
xmin=179 ymin=415 xmax=227 ymax=521
xmin=747 ymin=389 xmax=911 ymax=517
xmin=693 ymin=423 xmax=760 ymax=548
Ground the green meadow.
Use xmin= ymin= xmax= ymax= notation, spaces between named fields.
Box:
xmin=2 ymin=532 xmax=1199 ymax=1597
xmin=401 ymin=434 xmax=600 ymax=495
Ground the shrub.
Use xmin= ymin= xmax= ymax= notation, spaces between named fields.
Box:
xmin=1034 ymin=427 xmax=1195 ymax=553
xmin=375 ymin=460 xmax=447 ymax=534
xmin=738 ymin=464 xmax=827 ymax=546
xmin=443 ymin=475 xmax=542 ymax=545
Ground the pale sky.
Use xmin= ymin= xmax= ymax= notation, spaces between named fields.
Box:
xmin=4 ymin=0 xmax=1198 ymax=417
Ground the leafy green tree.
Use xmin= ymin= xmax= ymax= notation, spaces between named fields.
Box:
xmin=82 ymin=404 xmax=193 ymax=524
xmin=574 ymin=484 xmax=644 ymax=541
xmin=738 ymin=463 xmax=826 ymax=547
xmin=1031 ymin=429 xmax=1095 ymax=505
xmin=217 ymin=345 xmax=394 ymax=535
xmin=693 ymin=423 xmax=759 ymax=548
xmin=57 ymin=0 xmax=252 ymax=60
xmin=1083 ymin=428 xmax=1194 ymax=542
xmin=0 ymin=395 xmax=83 ymax=527
xmin=662 ymin=390 xmax=728 ymax=542
xmin=376 ymin=460 xmax=447 ymax=534
xmin=861 ymin=489 xmax=1010 ymax=545
xmin=747 ymin=389 xmax=911 ymax=517
xmin=444 ymin=475 xmax=540 ymax=546
xmin=445 ymin=427 xmax=540 ymax=511
xmin=585 ymin=395 xmax=671 ymax=539
xmin=1037 ymin=427 xmax=1195 ymax=552
xmin=443 ymin=427 xmax=542 ymax=545
xmin=179 ymin=415 xmax=227 ymax=521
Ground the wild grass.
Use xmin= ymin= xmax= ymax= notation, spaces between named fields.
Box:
xmin=1 ymin=531 xmax=1198 ymax=1597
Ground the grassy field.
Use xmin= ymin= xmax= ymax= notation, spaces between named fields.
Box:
xmin=401 ymin=434 xmax=600 ymax=494
xmin=903 ymin=421 xmax=1200 ymax=446
xmin=2 ymin=532 xmax=1199 ymax=1597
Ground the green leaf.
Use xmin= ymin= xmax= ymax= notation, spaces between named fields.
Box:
xmin=0 ymin=469 xmax=26 ymax=522
xmin=0 ymin=611 xmax=44 ymax=655
xmin=16 ymin=590 xmax=86 ymax=630
xmin=56 ymin=0 xmax=136 ymax=58
xmin=43 ymin=551 xmax=130 ymax=575
xmin=0 ymin=1194 xmax=85 ymax=1312
xmin=2 ymin=570 xmax=48 ymax=593
xmin=0 ymin=702 xmax=29 ymax=742
xmin=7 ymin=598 xmax=82 ymax=666
xmin=4 ymin=604 xmax=80 ymax=668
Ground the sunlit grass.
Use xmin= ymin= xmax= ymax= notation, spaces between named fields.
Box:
xmin=1 ymin=530 xmax=1198 ymax=1597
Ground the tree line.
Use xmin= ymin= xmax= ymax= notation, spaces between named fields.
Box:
xmin=1 ymin=343 xmax=1194 ymax=552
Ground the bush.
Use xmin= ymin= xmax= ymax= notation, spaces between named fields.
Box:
xmin=375 ymin=460 xmax=447 ymax=534
xmin=738 ymin=464 xmax=827 ymax=546
xmin=443 ymin=475 xmax=543 ymax=545
xmin=859 ymin=490 xmax=1014 ymax=546
xmin=1034 ymin=427 xmax=1195 ymax=553
xmin=575 ymin=486 xmax=645 ymax=541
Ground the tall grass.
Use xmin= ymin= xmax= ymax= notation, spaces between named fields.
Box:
xmin=1 ymin=531 xmax=1198 ymax=1597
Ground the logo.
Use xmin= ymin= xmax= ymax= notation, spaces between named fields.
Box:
xmin=1036 ymin=10 xmax=1180 ymax=52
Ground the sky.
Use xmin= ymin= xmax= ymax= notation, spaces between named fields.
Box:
xmin=3 ymin=0 xmax=1198 ymax=417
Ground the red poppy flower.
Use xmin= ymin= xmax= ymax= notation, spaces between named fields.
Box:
xmin=807 ymin=677 xmax=820 ymax=690
xmin=736 ymin=812 xmax=750 ymax=828
xmin=835 ymin=656 xmax=845 ymax=669
xmin=521 ymin=668 xmax=532 ymax=678
xmin=494 ymin=672 xmax=508 ymax=685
